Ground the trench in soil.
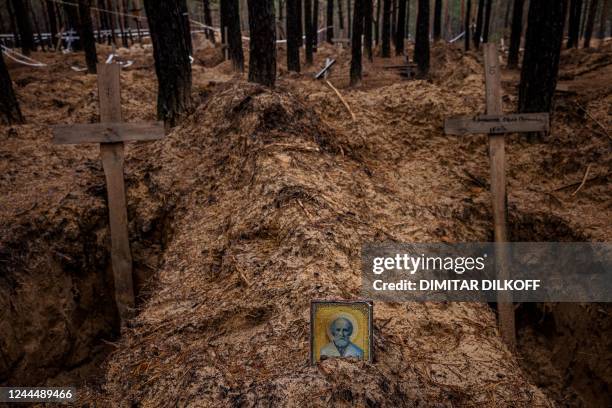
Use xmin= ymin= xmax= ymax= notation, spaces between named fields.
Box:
xmin=0 ymin=198 xmax=175 ymax=387
xmin=2 ymin=195 xmax=610 ymax=406
xmin=509 ymin=213 xmax=612 ymax=408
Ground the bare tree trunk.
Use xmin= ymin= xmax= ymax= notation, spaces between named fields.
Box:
xmin=396 ymin=0 xmax=406 ymax=52
xmin=519 ymin=0 xmax=567 ymax=114
xmin=507 ymin=0 xmax=524 ymax=67
xmin=203 ymin=0 xmax=215 ymax=43
xmin=392 ymin=0 xmax=397 ymax=44
xmin=482 ymin=0 xmax=492 ymax=42
xmin=598 ymin=0 xmax=609 ymax=39
xmin=433 ymin=0 xmax=442 ymax=41
xmin=350 ymin=0 xmax=364 ymax=85
xmin=327 ymin=0 xmax=334 ymax=42
xmin=567 ymin=0 xmax=582 ymax=47
xmin=105 ymin=0 xmax=116 ymax=45
xmin=583 ymin=0 xmax=599 ymax=47
xmin=30 ymin=1 xmax=45 ymax=52
xmin=579 ymin=0 xmax=589 ymax=38
xmin=375 ymin=0 xmax=381 ymax=43
xmin=465 ymin=0 xmax=471 ymax=50
xmin=220 ymin=0 xmax=245 ymax=71
xmin=297 ymin=0 xmax=303 ymax=45
xmin=473 ymin=0 xmax=484 ymax=48
xmin=313 ymin=0 xmax=319 ymax=50
xmin=144 ymin=0 xmax=193 ymax=126
xmin=247 ymin=0 xmax=276 ymax=87
xmin=382 ymin=0 xmax=391 ymax=56
xmin=78 ymin=0 xmax=97 ymax=73
xmin=11 ymin=0 xmax=35 ymax=54
xmin=348 ymin=0 xmax=353 ymax=37
xmin=287 ymin=0 xmax=301 ymax=71
xmin=0 ymin=52 xmax=24 ymax=124
xmin=338 ymin=0 xmax=344 ymax=31
xmin=116 ymin=0 xmax=128 ymax=48
xmin=414 ymin=0 xmax=429 ymax=77
xmin=404 ymin=0 xmax=410 ymax=38
xmin=305 ymin=0 xmax=314 ymax=63
xmin=364 ymin=0 xmax=373 ymax=59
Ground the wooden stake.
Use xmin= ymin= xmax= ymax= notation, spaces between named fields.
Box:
xmin=483 ymin=43 xmax=516 ymax=350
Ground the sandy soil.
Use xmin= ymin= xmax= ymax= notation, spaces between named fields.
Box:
xmin=0 ymin=36 xmax=610 ymax=406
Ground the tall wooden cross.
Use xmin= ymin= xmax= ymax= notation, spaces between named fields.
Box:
xmin=52 ymin=63 xmax=164 ymax=327
xmin=444 ymin=44 xmax=550 ymax=349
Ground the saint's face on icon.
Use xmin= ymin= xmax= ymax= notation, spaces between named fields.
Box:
xmin=320 ymin=317 xmax=364 ymax=359
xmin=331 ymin=317 xmax=352 ymax=348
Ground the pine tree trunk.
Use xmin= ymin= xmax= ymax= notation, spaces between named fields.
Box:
xmin=247 ymin=0 xmax=276 ymax=87
xmin=105 ymin=0 xmax=116 ymax=45
xmin=30 ymin=3 xmax=45 ymax=52
xmin=405 ymin=0 xmax=410 ymax=39
xmin=78 ymin=0 xmax=97 ymax=74
xmin=507 ymin=0 xmax=523 ymax=67
xmin=114 ymin=0 xmax=127 ymax=48
xmin=203 ymin=0 xmax=215 ymax=43
xmin=364 ymin=0 xmax=373 ymax=60
xmin=395 ymin=0 xmax=406 ymax=53
xmin=45 ymin=0 xmax=57 ymax=49
xmin=482 ymin=0 xmax=492 ymax=42
xmin=583 ymin=0 xmax=599 ymax=47
xmin=7 ymin=0 xmax=20 ymax=49
xmin=567 ymin=0 xmax=582 ymax=48
xmin=11 ymin=0 xmax=35 ymax=55
xmin=64 ymin=3 xmax=83 ymax=50
xmin=504 ymin=0 xmax=512 ymax=28
xmin=144 ymin=0 xmax=193 ymax=126
xmin=392 ymin=0 xmax=398 ymax=44
xmin=338 ymin=0 xmax=344 ymax=30
xmin=599 ymin=0 xmax=609 ymax=39
xmin=0 ymin=52 xmax=24 ymax=125
xmin=465 ymin=0 xmax=471 ymax=50
xmin=382 ymin=0 xmax=391 ymax=56
xmin=350 ymin=0 xmax=364 ymax=86
xmin=287 ymin=0 xmax=301 ymax=71
xmin=297 ymin=0 xmax=303 ymax=45
xmin=414 ymin=0 xmax=429 ymax=77
xmin=313 ymin=0 xmax=319 ymax=50
xmin=375 ymin=0 xmax=381 ymax=44
xmin=473 ymin=0 xmax=484 ymax=48
xmin=220 ymin=0 xmax=245 ymax=71
xmin=347 ymin=0 xmax=352 ymax=37
xmin=305 ymin=0 xmax=314 ymax=63
xmin=327 ymin=0 xmax=335 ymax=42
xmin=433 ymin=0 xmax=442 ymax=41
xmin=519 ymin=0 xmax=567 ymax=114
xmin=579 ymin=0 xmax=589 ymax=38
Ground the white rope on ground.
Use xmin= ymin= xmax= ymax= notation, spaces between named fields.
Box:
xmin=1 ymin=45 xmax=47 ymax=67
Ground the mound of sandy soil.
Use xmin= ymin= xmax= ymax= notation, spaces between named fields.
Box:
xmin=81 ymin=82 xmax=550 ymax=406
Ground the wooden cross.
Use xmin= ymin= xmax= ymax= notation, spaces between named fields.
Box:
xmin=444 ymin=44 xmax=550 ymax=349
xmin=52 ymin=63 xmax=164 ymax=327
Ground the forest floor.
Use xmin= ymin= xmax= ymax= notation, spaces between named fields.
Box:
xmin=0 ymin=35 xmax=611 ymax=406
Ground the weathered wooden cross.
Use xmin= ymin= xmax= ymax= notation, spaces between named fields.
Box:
xmin=52 ymin=63 xmax=164 ymax=327
xmin=444 ymin=44 xmax=550 ymax=349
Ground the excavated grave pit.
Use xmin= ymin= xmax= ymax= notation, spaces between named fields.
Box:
xmin=509 ymin=213 xmax=612 ymax=407
xmin=0 ymin=146 xmax=176 ymax=387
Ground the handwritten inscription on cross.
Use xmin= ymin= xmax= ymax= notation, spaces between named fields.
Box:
xmin=444 ymin=44 xmax=550 ymax=349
